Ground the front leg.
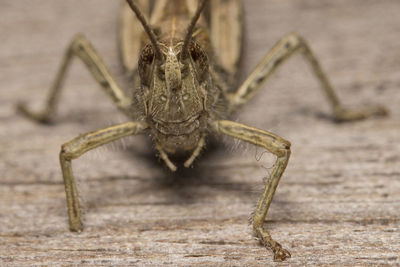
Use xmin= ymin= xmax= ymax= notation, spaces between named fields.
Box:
xmin=229 ymin=33 xmax=388 ymax=122
xmin=60 ymin=121 xmax=148 ymax=232
xmin=212 ymin=120 xmax=291 ymax=261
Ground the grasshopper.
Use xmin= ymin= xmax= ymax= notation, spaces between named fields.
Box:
xmin=18 ymin=0 xmax=387 ymax=261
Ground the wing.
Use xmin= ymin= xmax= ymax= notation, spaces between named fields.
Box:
xmin=210 ymin=0 xmax=243 ymax=77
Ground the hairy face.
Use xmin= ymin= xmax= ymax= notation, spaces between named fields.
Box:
xmin=138 ymin=41 xmax=209 ymax=123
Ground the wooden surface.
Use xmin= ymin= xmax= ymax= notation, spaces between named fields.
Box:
xmin=1 ymin=0 xmax=400 ymax=266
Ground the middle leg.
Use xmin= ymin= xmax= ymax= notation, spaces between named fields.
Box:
xmin=228 ymin=33 xmax=387 ymax=121
xmin=18 ymin=35 xmax=132 ymax=123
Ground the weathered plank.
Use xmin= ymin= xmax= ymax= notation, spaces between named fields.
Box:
xmin=1 ymin=0 xmax=399 ymax=266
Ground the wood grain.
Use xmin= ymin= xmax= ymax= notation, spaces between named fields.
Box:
xmin=1 ymin=0 xmax=399 ymax=266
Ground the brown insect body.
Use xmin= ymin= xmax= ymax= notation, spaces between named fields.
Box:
xmin=18 ymin=0 xmax=388 ymax=261
xmin=133 ymin=0 xmax=224 ymax=161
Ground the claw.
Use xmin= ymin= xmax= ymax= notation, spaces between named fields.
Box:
xmin=69 ymin=221 xmax=83 ymax=233
xmin=254 ymin=225 xmax=291 ymax=262
xmin=17 ymin=102 xmax=52 ymax=124
xmin=371 ymin=105 xmax=389 ymax=117
xmin=272 ymin=242 xmax=291 ymax=262
xmin=333 ymin=105 xmax=388 ymax=122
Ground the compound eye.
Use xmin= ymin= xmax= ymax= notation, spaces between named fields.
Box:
xmin=189 ymin=41 xmax=208 ymax=80
xmin=138 ymin=44 xmax=155 ymax=85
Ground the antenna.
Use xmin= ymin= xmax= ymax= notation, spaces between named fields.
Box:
xmin=126 ymin=0 xmax=163 ymax=60
xmin=181 ymin=0 xmax=209 ymax=60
